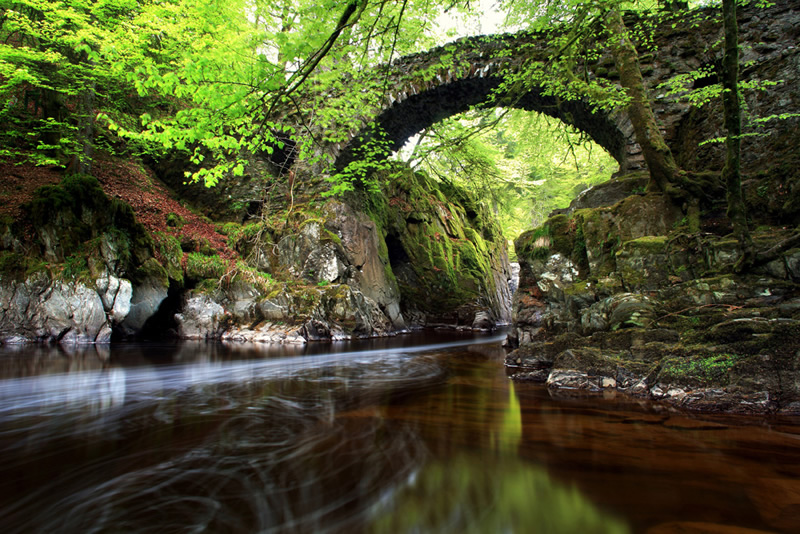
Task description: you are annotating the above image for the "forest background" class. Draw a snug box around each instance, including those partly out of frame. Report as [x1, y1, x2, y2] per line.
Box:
[0, 0, 762, 256]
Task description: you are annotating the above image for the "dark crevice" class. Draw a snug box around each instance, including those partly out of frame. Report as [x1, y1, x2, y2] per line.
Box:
[385, 234, 410, 268]
[116, 280, 183, 341]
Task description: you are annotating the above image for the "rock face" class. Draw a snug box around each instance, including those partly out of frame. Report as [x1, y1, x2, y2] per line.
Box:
[507, 181, 800, 414]
[365, 167, 512, 329]
[0, 175, 163, 344]
[173, 280, 394, 343]
[208, 165, 512, 342]
[0, 271, 128, 344]
[323, 200, 407, 329]
[1, 159, 512, 345]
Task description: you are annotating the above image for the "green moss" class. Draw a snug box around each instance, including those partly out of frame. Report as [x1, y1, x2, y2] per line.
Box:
[548, 214, 577, 256]
[658, 353, 745, 387]
[135, 257, 169, 288]
[515, 225, 553, 261]
[563, 280, 593, 296]
[194, 278, 220, 294]
[153, 232, 184, 284]
[198, 239, 216, 256]
[223, 222, 271, 256]
[230, 261, 274, 294]
[165, 212, 186, 228]
[0, 251, 47, 281]
[60, 254, 89, 281]
[186, 252, 226, 281]
[22, 174, 153, 271]
[322, 229, 342, 245]
[618, 235, 668, 255]
[25, 174, 106, 229]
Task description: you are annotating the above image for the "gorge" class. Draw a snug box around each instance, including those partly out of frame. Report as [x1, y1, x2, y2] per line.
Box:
[2, 0, 800, 531]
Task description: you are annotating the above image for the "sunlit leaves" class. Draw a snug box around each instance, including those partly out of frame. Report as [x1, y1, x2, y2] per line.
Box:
[404, 108, 618, 241]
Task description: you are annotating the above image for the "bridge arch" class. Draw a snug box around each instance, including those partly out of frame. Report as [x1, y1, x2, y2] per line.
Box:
[335, 72, 633, 172]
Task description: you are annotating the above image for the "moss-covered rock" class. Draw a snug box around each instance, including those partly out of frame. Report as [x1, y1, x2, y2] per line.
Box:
[507, 166, 800, 413]
[23, 174, 153, 271]
[615, 236, 669, 291]
[185, 252, 226, 281]
[370, 165, 511, 327]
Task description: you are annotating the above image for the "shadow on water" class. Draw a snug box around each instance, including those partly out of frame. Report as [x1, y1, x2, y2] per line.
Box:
[1, 331, 800, 533]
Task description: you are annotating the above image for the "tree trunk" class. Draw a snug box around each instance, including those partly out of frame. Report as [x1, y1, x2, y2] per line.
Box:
[73, 82, 95, 174]
[721, 0, 753, 270]
[606, 9, 679, 194]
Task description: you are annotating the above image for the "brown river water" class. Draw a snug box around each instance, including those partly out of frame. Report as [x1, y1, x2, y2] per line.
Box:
[1, 331, 799, 533]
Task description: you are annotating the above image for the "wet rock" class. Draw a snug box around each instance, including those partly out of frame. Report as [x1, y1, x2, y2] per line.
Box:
[311, 284, 392, 339]
[580, 292, 656, 335]
[546, 369, 605, 391]
[510, 368, 551, 382]
[258, 298, 290, 321]
[472, 311, 494, 330]
[277, 220, 348, 283]
[323, 201, 407, 330]
[175, 293, 226, 340]
[221, 323, 306, 344]
[95, 272, 132, 323]
[0, 273, 112, 344]
[119, 276, 168, 336]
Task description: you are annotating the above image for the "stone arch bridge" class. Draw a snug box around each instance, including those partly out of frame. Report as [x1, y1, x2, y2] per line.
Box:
[305, 0, 799, 179]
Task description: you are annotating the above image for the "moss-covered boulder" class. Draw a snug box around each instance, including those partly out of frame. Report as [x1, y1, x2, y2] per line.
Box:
[367, 166, 511, 328]
[23, 174, 153, 271]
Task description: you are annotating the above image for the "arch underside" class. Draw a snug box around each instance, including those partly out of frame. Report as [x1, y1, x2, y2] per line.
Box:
[336, 76, 627, 170]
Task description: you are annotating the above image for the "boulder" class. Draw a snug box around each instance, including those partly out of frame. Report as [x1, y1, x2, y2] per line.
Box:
[175, 293, 226, 340]
[119, 276, 168, 336]
[0, 273, 113, 344]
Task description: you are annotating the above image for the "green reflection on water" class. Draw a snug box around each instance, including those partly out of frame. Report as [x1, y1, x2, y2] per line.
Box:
[370, 380, 626, 534]
[493, 380, 523, 453]
[367, 452, 630, 534]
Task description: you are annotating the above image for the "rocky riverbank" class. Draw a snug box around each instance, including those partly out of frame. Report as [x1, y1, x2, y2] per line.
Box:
[505, 173, 800, 414]
[0, 160, 511, 344]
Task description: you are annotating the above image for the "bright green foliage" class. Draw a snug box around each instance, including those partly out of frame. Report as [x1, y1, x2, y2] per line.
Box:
[403, 108, 618, 245]
[1, 0, 464, 180]
[0, 0, 139, 166]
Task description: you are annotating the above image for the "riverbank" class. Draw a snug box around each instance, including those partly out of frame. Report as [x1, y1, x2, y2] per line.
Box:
[505, 175, 800, 414]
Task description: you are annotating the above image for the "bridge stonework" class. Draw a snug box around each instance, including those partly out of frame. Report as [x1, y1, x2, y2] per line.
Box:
[324, 0, 799, 182]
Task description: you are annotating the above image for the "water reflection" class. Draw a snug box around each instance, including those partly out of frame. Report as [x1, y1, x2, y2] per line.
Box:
[368, 454, 629, 534]
[1, 333, 800, 533]
[0, 335, 492, 533]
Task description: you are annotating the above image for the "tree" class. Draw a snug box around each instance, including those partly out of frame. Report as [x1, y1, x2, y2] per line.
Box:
[720, 0, 753, 269]
[0, 0, 132, 169]
[495, 0, 687, 195]
[402, 108, 617, 242]
[604, 5, 680, 195]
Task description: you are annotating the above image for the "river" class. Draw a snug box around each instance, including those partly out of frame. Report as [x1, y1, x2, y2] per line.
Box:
[1, 331, 799, 533]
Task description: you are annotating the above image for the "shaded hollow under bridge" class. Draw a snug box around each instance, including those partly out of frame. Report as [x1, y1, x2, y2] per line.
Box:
[307, 0, 800, 176]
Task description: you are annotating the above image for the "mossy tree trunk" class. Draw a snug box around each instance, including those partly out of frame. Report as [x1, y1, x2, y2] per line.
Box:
[606, 9, 680, 195]
[721, 0, 753, 270]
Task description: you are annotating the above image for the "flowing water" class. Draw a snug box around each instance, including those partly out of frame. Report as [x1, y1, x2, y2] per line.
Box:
[1, 332, 800, 533]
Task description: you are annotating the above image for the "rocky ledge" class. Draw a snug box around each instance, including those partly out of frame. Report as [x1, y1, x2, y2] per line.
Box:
[1, 162, 511, 344]
[506, 174, 800, 414]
